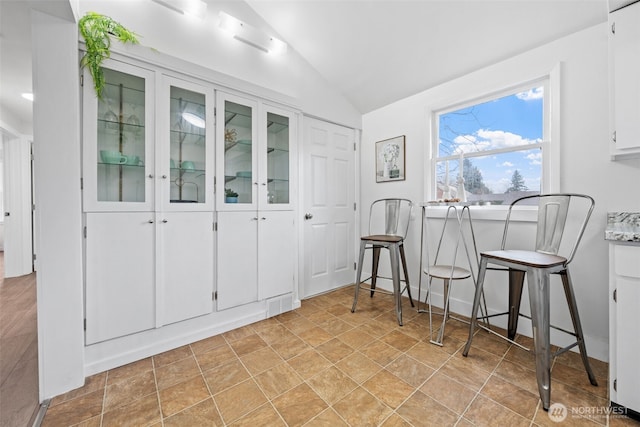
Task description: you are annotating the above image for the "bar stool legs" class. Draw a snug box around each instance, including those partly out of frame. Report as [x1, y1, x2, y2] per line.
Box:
[352, 239, 414, 326]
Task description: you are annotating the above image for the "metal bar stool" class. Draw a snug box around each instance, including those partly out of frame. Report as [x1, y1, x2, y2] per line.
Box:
[352, 198, 414, 326]
[463, 194, 598, 411]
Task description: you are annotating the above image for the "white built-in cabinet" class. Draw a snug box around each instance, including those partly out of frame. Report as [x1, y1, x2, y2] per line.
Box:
[609, 243, 640, 414]
[82, 56, 297, 346]
[609, 1, 640, 159]
[215, 93, 297, 310]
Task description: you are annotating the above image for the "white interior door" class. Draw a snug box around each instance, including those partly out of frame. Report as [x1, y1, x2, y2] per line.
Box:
[302, 117, 356, 298]
[2, 135, 33, 278]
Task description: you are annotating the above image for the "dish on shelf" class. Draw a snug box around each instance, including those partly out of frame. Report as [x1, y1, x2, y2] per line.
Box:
[236, 171, 252, 178]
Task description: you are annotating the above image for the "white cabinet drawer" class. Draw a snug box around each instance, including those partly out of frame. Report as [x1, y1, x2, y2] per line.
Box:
[614, 244, 640, 278]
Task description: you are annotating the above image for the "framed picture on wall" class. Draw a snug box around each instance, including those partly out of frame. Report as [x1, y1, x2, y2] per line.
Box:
[376, 135, 405, 182]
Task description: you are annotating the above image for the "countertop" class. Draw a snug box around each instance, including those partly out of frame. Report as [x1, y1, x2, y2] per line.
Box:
[605, 212, 640, 242]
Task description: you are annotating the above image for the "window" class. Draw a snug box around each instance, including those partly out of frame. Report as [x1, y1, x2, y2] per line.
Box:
[433, 78, 550, 206]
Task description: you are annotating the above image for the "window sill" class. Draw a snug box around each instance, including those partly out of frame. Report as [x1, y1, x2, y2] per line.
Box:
[422, 204, 538, 222]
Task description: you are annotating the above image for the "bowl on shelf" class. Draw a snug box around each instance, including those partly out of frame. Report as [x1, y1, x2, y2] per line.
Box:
[236, 171, 252, 178]
[180, 160, 195, 170]
[100, 150, 126, 164]
[125, 155, 141, 166]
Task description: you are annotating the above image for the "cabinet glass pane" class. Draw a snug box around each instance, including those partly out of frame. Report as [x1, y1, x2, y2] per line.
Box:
[97, 68, 146, 202]
[266, 112, 289, 204]
[224, 101, 252, 204]
[170, 86, 206, 204]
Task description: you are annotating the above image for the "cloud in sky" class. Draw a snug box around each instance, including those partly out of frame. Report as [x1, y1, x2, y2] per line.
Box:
[501, 161, 514, 167]
[526, 151, 542, 165]
[453, 129, 541, 153]
[516, 87, 544, 101]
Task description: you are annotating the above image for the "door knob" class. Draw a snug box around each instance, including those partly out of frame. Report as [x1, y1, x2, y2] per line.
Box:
[304, 213, 313, 220]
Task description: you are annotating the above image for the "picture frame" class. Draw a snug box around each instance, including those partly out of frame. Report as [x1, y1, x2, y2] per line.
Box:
[375, 135, 405, 182]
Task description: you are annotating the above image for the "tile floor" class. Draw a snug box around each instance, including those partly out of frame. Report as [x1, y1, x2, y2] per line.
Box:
[41, 286, 638, 426]
[0, 253, 40, 427]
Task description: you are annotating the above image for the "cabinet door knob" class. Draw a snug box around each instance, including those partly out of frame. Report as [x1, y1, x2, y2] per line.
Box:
[162, 219, 168, 223]
[261, 217, 266, 220]
[148, 174, 154, 179]
[252, 217, 259, 221]
[304, 213, 313, 220]
[162, 174, 167, 179]
[148, 220, 154, 224]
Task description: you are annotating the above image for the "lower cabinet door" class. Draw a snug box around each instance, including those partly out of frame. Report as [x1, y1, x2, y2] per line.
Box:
[85, 212, 156, 345]
[217, 211, 258, 310]
[159, 212, 214, 325]
[259, 211, 295, 299]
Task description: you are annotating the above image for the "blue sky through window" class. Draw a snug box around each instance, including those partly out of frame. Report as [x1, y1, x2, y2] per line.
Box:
[438, 87, 543, 195]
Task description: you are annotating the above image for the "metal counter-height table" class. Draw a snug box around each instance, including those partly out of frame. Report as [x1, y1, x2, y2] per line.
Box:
[417, 203, 488, 346]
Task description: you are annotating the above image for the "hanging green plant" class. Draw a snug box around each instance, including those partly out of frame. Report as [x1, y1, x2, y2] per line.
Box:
[78, 12, 140, 98]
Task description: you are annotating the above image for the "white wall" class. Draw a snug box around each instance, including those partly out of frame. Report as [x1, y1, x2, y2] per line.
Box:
[78, 0, 361, 129]
[361, 23, 640, 362]
[32, 10, 85, 400]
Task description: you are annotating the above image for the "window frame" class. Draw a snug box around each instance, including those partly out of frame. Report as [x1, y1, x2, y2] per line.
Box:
[427, 64, 560, 221]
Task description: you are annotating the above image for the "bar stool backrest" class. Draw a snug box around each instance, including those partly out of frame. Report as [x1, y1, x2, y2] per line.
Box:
[501, 193, 595, 265]
[368, 198, 413, 238]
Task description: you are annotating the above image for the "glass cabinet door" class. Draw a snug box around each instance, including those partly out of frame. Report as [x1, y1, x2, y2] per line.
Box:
[83, 59, 154, 212]
[162, 76, 213, 211]
[265, 111, 290, 206]
[218, 93, 258, 209]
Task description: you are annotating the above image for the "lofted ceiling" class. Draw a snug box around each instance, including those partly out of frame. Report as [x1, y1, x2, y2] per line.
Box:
[0, 0, 609, 134]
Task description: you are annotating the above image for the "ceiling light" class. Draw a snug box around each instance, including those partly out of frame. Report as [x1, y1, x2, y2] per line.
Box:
[182, 112, 205, 128]
[22, 93, 34, 101]
[218, 11, 287, 55]
[152, 0, 207, 19]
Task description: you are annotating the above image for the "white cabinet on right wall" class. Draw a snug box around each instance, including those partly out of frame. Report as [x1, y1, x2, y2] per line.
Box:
[609, 1, 640, 159]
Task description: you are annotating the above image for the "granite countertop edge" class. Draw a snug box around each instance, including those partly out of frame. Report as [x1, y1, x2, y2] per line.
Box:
[605, 212, 640, 242]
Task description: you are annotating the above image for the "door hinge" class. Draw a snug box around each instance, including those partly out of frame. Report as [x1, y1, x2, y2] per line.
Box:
[80, 74, 84, 86]
[32, 204, 35, 212]
[353, 142, 356, 151]
[213, 291, 217, 301]
[611, 22, 615, 35]
[613, 288, 617, 302]
[353, 202, 356, 211]
[612, 131, 616, 144]
[80, 178, 83, 190]
[213, 222, 217, 231]
[354, 262, 357, 270]
[614, 378, 617, 391]
[83, 318, 87, 331]
[33, 253, 37, 261]
[83, 226, 87, 238]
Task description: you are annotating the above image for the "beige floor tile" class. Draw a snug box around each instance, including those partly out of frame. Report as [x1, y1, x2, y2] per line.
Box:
[316, 317, 355, 336]
[222, 325, 255, 342]
[101, 392, 161, 427]
[305, 408, 349, 426]
[463, 394, 531, 427]
[286, 349, 332, 380]
[158, 375, 210, 418]
[229, 403, 285, 427]
[253, 323, 295, 345]
[214, 379, 268, 424]
[379, 329, 419, 352]
[163, 397, 223, 427]
[228, 333, 268, 357]
[385, 353, 435, 388]
[104, 370, 157, 412]
[337, 327, 376, 349]
[315, 337, 355, 363]
[380, 412, 413, 426]
[332, 386, 392, 426]
[240, 346, 284, 376]
[194, 343, 237, 372]
[254, 362, 303, 399]
[270, 335, 310, 360]
[363, 369, 415, 408]
[334, 351, 383, 384]
[438, 353, 492, 392]
[420, 371, 477, 414]
[189, 334, 226, 355]
[360, 339, 402, 366]
[297, 326, 334, 347]
[405, 340, 452, 369]
[551, 359, 606, 399]
[396, 390, 459, 427]
[106, 357, 153, 385]
[465, 329, 512, 357]
[307, 366, 358, 404]
[41, 389, 104, 427]
[278, 316, 316, 335]
[480, 374, 540, 419]
[493, 358, 539, 395]
[202, 359, 250, 395]
[271, 383, 328, 426]
[155, 355, 201, 391]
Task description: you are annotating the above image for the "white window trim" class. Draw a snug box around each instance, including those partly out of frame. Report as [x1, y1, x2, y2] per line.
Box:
[425, 63, 561, 222]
